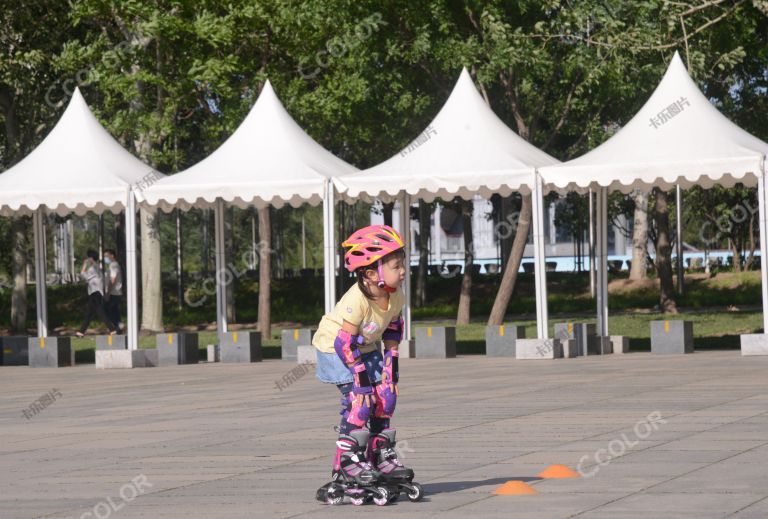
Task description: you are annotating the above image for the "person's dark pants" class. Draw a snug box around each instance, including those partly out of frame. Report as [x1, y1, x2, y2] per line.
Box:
[79, 292, 116, 334]
[104, 295, 122, 332]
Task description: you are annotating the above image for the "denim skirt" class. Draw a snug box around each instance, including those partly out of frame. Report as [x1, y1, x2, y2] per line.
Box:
[315, 347, 383, 385]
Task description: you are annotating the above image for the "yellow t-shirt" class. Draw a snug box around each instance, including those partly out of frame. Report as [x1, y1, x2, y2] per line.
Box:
[313, 283, 405, 354]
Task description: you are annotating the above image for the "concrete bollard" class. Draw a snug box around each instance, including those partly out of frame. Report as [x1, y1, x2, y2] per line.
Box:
[562, 339, 579, 358]
[206, 344, 220, 362]
[156, 333, 199, 365]
[29, 337, 72, 368]
[220, 331, 262, 363]
[281, 328, 316, 362]
[414, 327, 456, 358]
[740, 333, 768, 356]
[651, 320, 694, 354]
[610, 336, 630, 354]
[485, 324, 525, 357]
[554, 323, 597, 356]
[96, 349, 155, 369]
[297, 345, 317, 365]
[95, 335, 127, 350]
[516, 338, 563, 360]
[589, 335, 613, 355]
[0, 336, 29, 366]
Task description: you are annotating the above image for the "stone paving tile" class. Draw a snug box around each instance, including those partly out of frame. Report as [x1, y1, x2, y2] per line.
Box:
[1, 350, 767, 518]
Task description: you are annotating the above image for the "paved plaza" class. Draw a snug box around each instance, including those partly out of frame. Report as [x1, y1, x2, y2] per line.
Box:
[2, 350, 768, 518]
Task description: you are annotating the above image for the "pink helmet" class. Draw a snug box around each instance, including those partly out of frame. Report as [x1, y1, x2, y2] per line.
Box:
[342, 225, 405, 273]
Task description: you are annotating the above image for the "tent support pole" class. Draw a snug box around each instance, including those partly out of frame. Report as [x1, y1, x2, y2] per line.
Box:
[589, 189, 596, 298]
[758, 162, 768, 332]
[676, 184, 684, 294]
[532, 173, 549, 339]
[596, 187, 609, 337]
[125, 194, 139, 350]
[398, 193, 412, 340]
[214, 198, 228, 343]
[33, 208, 48, 338]
[323, 180, 337, 314]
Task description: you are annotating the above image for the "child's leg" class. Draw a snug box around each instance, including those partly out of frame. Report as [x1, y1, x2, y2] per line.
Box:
[369, 415, 390, 436]
[336, 383, 361, 436]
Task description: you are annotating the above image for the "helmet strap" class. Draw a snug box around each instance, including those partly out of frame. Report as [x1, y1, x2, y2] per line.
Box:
[376, 260, 385, 288]
[376, 259, 397, 293]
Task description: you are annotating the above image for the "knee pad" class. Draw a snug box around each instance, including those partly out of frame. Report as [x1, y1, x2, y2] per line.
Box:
[382, 317, 403, 343]
[339, 392, 351, 416]
[346, 392, 373, 427]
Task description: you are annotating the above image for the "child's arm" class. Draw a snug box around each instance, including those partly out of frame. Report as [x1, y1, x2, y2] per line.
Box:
[335, 319, 362, 367]
[382, 315, 404, 351]
[376, 315, 403, 419]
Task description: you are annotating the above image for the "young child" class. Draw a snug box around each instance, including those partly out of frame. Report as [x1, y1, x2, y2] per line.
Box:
[313, 224, 414, 497]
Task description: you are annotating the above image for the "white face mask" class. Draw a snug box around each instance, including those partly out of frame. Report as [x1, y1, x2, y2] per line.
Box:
[104, 258, 112, 265]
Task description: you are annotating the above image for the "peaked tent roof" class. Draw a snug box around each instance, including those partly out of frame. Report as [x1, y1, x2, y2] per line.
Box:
[0, 88, 159, 216]
[540, 52, 768, 194]
[333, 68, 559, 203]
[142, 80, 358, 212]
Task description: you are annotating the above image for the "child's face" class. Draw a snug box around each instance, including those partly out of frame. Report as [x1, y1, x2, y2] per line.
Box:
[379, 253, 406, 289]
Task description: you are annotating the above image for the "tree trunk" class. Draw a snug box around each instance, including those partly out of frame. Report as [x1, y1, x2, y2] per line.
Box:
[121, 21, 162, 333]
[653, 189, 678, 313]
[456, 199, 474, 325]
[140, 208, 163, 331]
[730, 238, 742, 273]
[382, 202, 394, 227]
[415, 200, 430, 307]
[499, 196, 514, 269]
[11, 216, 28, 333]
[258, 207, 271, 339]
[745, 212, 756, 270]
[630, 190, 649, 280]
[488, 194, 532, 325]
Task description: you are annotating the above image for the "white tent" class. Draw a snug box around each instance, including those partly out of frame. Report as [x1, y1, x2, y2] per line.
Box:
[334, 68, 558, 203]
[141, 80, 359, 337]
[540, 52, 768, 336]
[0, 88, 157, 349]
[334, 68, 560, 339]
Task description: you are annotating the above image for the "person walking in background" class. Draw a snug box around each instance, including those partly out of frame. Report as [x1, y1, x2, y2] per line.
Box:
[76, 249, 116, 337]
[103, 249, 123, 333]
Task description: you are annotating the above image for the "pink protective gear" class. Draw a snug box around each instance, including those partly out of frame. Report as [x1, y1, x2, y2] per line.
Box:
[381, 316, 404, 344]
[335, 329, 374, 426]
[342, 225, 404, 273]
[333, 329, 363, 365]
[347, 391, 374, 427]
[374, 349, 398, 418]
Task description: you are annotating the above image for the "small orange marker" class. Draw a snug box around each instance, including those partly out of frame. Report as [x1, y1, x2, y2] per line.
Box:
[493, 480, 538, 495]
[538, 464, 580, 479]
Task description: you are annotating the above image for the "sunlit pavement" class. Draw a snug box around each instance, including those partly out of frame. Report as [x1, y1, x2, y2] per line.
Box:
[2, 350, 768, 518]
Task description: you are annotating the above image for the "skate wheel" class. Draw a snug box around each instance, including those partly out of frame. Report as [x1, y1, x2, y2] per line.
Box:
[350, 496, 365, 506]
[373, 486, 390, 506]
[323, 483, 343, 505]
[407, 482, 423, 502]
